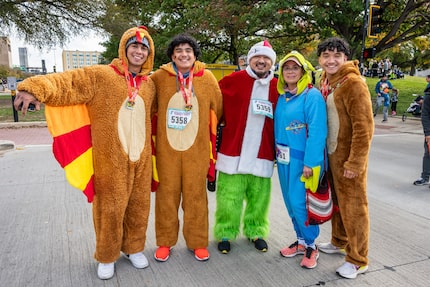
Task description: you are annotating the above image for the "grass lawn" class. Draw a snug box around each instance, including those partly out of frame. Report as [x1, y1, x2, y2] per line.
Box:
[0, 75, 427, 123]
[365, 75, 427, 113]
[0, 95, 46, 123]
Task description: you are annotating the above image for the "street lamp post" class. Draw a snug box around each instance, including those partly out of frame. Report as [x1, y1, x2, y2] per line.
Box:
[361, 0, 370, 65]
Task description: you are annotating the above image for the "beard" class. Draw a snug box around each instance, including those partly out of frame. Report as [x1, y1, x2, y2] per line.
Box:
[253, 70, 269, 78]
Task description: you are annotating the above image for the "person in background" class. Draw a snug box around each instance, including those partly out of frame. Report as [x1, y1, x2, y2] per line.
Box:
[424, 74, 430, 98]
[371, 61, 378, 78]
[13, 26, 156, 280]
[390, 88, 399, 116]
[274, 50, 327, 269]
[214, 40, 278, 254]
[237, 55, 247, 71]
[381, 86, 391, 122]
[150, 34, 223, 262]
[412, 75, 430, 186]
[316, 36, 374, 279]
[374, 74, 393, 120]
[384, 58, 391, 75]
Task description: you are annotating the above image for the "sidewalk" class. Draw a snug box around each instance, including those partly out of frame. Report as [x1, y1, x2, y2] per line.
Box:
[0, 121, 51, 143]
[1, 116, 430, 286]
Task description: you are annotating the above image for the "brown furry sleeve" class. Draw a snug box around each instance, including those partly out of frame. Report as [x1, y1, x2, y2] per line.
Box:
[17, 65, 106, 106]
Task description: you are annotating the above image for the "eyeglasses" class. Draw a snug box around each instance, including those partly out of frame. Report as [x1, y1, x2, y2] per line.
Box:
[282, 66, 301, 72]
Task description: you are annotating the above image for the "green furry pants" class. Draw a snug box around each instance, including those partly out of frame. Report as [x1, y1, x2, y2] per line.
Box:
[214, 172, 271, 241]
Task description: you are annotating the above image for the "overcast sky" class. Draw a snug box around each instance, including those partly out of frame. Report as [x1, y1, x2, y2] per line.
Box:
[9, 31, 107, 73]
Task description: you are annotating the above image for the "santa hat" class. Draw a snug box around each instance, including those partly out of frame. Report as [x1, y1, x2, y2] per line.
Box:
[247, 40, 276, 65]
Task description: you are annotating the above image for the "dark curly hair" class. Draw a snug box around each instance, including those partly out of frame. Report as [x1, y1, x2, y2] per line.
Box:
[166, 34, 201, 59]
[317, 37, 351, 58]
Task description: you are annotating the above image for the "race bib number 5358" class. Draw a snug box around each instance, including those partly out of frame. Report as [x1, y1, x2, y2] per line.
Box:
[167, 108, 192, 130]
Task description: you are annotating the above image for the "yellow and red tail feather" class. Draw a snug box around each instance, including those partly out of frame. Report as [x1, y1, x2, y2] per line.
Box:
[45, 104, 95, 203]
[208, 109, 218, 182]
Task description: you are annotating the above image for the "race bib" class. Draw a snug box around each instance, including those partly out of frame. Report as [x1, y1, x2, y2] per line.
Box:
[167, 108, 192, 130]
[276, 144, 290, 165]
[252, 99, 273, 118]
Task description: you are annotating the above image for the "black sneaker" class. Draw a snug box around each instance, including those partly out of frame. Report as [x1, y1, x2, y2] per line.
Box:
[207, 180, 216, 192]
[218, 240, 230, 254]
[251, 238, 268, 252]
[413, 178, 429, 186]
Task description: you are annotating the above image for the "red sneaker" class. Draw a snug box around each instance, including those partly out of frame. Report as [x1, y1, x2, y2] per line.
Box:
[280, 241, 306, 258]
[300, 247, 319, 269]
[154, 246, 171, 262]
[194, 248, 210, 261]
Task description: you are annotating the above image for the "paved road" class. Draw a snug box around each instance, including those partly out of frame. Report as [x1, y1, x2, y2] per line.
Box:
[1, 115, 430, 287]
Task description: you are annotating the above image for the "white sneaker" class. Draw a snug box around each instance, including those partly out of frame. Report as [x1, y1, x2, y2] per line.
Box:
[126, 252, 149, 269]
[336, 262, 368, 279]
[317, 242, 346, 255]
[97, 262, 115, 280]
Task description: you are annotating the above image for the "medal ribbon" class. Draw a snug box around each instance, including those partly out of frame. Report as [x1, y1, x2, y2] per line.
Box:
[177, 67, 194, 110]
[321, 77, 348, 101]
[321, 78, 331, 101]
[122, 61, 143, 107]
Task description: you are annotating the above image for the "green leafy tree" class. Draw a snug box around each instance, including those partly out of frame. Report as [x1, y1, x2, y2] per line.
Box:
[102, 0, 308, 67]
[275, 0, 430, 59]
[370, 0, 430, 54]
[0, 65, 26, 80]
[391, 36, 430, 75]
[0, 0, 106, 49]
[100, 0, 429, 69]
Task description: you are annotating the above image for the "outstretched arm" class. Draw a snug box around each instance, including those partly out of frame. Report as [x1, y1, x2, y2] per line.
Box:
[14, 91, 41, 115]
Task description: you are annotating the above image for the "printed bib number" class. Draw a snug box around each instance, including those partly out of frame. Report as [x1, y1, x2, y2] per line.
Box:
[252, 99, 273, 118]
[168, 108, 192, 130]
[276, 144, 290, 165]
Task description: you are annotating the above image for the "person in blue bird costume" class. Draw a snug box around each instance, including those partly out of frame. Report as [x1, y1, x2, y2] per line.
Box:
[274, 51, 327, 269]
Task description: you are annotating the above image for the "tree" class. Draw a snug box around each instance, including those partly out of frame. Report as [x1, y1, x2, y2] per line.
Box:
[102, 0, 313, 67]
[0, 65, 26, 80]
[274, 0, 430, 59]
[386, 36, 430, 75]
[370, 0, 430, 55]
[100, 0, 430, 69]
[0, 0, 106, 49]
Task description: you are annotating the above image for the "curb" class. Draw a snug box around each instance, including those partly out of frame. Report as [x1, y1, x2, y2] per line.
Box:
[0, 121, 47, 129]
[0, 122, 48, 154]
[0, 140, 15, 155]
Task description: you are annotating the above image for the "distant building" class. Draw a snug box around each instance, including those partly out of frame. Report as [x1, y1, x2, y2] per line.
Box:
[41, 59, 47, 74]
[18, 47, 28, 71]
[0, 37, 12, 68]
[62, 50, 102, 71]
[24, 58, 46, 75]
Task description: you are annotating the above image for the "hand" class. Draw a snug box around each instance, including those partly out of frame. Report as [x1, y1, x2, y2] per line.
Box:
[343, 169, 357, 179]
[14, 91, 41, 115]
[302, 166, 313, 179]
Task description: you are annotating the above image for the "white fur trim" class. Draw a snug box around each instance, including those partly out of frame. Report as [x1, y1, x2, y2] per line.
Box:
[216, 71, 275, 178]
[216, 153, 274, 178]
[247, 42, 276, 65]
